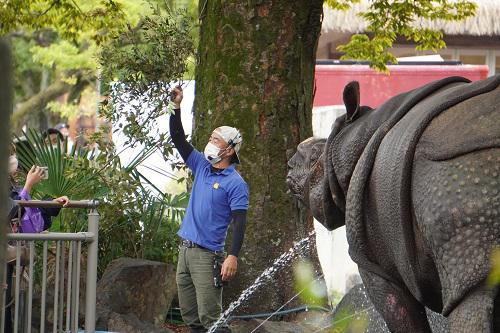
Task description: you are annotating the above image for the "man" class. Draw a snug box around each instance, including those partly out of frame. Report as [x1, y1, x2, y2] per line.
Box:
[169, 87, 249, 333]
[55, 123, 70, 139]
[43, 127, 64, 146]
[55, 122, 74, 151]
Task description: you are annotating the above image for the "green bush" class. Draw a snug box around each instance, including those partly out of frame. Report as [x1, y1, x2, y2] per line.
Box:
[15, 129, 188, 275]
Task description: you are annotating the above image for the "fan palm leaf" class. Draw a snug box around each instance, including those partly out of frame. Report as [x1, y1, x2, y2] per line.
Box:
[15, 129, 93, 199]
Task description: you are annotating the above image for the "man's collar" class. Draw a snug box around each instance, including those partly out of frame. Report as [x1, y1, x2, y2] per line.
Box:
[211, 164, 236, 175]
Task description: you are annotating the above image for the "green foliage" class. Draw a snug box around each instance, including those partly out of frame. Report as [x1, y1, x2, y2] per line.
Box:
[46, 86, 95, 119]
[12, 37, 45, 102]
[99, 6, 195, 153]
[327, 0, 477, 71]
[0, 0, 126, 44]
[14, 128, 188, 273]
[330, 305, 369, 333]
[325, 0, 361, 11]
[99, 9, 193, 85]
[293, 261, 370, 332]
[30, 39, 98, 71]
[15, 129, 92, 198]
[487, 247, 500, 288]
[294, 260, 328, 307]
[128, 191, 188, 263]
[5, 0, 157, 131]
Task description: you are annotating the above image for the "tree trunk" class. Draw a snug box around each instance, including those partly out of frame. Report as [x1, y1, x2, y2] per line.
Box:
[194, 0, 323, 313]
[0, 36, 13, 310]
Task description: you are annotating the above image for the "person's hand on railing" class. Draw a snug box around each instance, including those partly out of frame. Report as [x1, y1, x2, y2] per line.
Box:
[53, 196, 70, 207]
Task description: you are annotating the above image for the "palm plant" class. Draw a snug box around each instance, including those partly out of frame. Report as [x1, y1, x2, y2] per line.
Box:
[14, 128, 190, 271]
[134, 189, 188, 262]
[15, 129, 93, 199]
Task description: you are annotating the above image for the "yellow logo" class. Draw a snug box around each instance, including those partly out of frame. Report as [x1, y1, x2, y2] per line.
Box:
[213, 182, 219, 189]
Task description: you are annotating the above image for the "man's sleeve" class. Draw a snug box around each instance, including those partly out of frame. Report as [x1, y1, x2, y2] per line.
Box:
[170, 108, 207, 175]
[169, 108, 194, 162]
[229, 209, 247, 257]
[185, 149, 208, 176]
[228, 182, 249, 211]
[227, 182, 249, 257]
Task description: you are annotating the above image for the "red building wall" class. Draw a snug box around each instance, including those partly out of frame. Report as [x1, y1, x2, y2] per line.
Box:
[314, 64, 489, 108]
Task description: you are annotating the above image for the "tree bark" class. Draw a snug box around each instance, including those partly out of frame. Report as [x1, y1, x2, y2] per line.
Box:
[0, 36, 13, 310]
[194, 0, 323, 313]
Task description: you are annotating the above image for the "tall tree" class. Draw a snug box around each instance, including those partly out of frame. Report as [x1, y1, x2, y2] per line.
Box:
[193, 0, 476, 313]
[0, 36, 13, 312]
[194, 0, 323, 312]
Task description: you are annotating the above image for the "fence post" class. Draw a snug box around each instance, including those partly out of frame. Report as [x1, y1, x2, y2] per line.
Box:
[85, 208, 99, 333]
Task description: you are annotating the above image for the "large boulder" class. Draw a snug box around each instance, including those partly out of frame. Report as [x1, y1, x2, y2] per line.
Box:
[96, 257, 176, 332]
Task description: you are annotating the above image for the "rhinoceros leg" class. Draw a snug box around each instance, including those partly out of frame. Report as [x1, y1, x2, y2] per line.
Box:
[359, 269, 432, 333]
[448, 284, 496, 332]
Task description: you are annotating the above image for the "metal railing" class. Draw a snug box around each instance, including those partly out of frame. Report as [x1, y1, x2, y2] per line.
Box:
[2, 200, 99, 333]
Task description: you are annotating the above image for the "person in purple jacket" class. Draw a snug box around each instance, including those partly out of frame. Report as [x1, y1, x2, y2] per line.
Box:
[5, 145, 69, 333]
[8, 146, 69, 233]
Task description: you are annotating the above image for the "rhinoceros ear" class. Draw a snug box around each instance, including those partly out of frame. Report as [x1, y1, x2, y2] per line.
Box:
[343, 81, 360, 122]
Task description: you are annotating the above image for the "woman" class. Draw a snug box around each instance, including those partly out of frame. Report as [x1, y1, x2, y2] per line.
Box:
[5, 144, 70, 333]
[8, 143, 69, 233]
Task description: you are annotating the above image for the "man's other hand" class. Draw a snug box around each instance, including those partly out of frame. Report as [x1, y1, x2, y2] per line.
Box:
[221, 255, 237, 281]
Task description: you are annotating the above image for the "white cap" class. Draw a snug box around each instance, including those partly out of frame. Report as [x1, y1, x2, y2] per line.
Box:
[214, 126, 242, 164]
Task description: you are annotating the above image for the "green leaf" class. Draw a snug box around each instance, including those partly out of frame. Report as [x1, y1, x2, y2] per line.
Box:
[329, 0, 477, 71]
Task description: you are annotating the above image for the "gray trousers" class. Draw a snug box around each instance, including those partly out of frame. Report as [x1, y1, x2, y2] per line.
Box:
[176, 245, 225, 330]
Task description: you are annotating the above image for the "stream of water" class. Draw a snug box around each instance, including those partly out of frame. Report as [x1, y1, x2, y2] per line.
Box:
[207, 231, 316, 333]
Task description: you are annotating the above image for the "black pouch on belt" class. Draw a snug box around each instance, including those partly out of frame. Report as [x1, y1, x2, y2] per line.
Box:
[213, 257, 227, 288]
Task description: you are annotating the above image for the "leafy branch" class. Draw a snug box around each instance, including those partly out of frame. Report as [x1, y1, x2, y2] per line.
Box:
[327, 0, 477, 71]
[98, 6, 194, 163]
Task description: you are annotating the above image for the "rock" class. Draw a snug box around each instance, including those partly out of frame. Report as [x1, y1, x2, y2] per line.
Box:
[107, 312, 174, 333]
[227, 308, 332, 333]
[96, 257, 177, 331]
[330, 284, 449, 333]
[230, 319, 311, 333]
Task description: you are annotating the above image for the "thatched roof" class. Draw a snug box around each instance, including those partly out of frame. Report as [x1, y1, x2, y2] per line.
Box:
[322, 0, 500, 36]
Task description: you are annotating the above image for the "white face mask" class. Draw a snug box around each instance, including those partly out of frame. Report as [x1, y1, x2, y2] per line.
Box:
[204, 142, 224, 165]
[9, 155, 18, 174]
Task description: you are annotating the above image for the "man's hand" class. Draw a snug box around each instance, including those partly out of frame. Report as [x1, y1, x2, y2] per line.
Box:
[171, 86, 183, 109]
[221, 255, 238, 281]
[24, 166, 44, 193]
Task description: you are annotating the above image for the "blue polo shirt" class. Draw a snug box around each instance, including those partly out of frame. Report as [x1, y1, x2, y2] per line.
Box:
[177, 149, 249, 252]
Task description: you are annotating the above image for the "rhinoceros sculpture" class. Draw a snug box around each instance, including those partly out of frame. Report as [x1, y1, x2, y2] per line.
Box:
[287, 75, 500, 333]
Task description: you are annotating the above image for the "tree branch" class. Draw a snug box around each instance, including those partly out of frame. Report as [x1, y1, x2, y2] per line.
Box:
[11, 79, 73, 127]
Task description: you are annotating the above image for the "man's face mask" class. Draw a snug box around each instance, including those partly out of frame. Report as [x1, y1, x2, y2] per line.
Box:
[204, 142, 224, 165]
[9, 155, 18, 174]
[204, 142, 233, 165]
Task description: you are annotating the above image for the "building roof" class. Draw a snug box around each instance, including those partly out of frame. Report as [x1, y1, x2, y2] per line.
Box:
[322, 0, 500, 36]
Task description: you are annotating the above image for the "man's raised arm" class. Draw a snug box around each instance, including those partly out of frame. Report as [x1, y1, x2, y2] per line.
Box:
[169, 86, 193, 162]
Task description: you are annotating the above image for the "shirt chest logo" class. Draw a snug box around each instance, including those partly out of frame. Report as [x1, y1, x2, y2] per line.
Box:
[213, 182, 220, 189]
